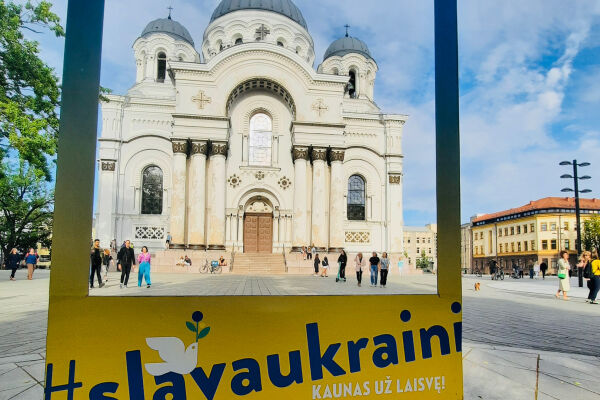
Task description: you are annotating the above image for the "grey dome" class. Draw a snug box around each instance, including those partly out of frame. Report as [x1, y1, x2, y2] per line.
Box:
[141, 17, 194, 46]
[210, 0, 308, 30]
[324, 36, 373, 61]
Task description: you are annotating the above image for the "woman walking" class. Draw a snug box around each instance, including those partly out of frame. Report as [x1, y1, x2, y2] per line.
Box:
[302, 246, 307, 260]
[369, 252, 380, 287]
[555, 250, 571, 300]
[25, 248, 37, 280]
[137, 246, 152, 288]
[7, 248, 21, 281]
[380, 252, 390, 288]
[313, 253, 321, 276]
[337, 250, 347, 281]
[588, 250, 600, 304]
[102, 249, 113, 282]
[355, 252, 365, 287]
[321, 256, 329, 277]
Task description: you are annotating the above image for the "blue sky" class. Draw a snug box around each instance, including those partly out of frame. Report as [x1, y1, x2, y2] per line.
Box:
[29, 0, 600, 226]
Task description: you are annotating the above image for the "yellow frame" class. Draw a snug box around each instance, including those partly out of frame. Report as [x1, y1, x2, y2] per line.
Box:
[45, 1, 462, 399]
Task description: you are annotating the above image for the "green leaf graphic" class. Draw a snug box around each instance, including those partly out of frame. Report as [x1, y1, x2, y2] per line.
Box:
[186, 321, 198, 333]
[197, 326, 211, 340]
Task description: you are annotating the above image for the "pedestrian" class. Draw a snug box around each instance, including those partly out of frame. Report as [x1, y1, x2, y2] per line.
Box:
[117, 240, 135, 288]
[321, 256, 329, 277]
[555, 250, 571, 300]
[25, 248, 37, 280]
[369, 252, 380, 286]
[355, 252, 365, 287]
[302, 246, 307, 260]
[337, 249, 347, 280]
[89, 239, 104, 288]
[7, 248, 21, 281]
[380, 252, 390, 288]
[540, 261, 548, 279]
[110, 239, 117, 252]
[586, 250, 600, 304]
[165, 232, 172, 249]
[184, 255, 192, 266]
[313, 253, 320, 276]
[310, 244, 316, 260]
[533, 261, 540, 278]
[102, 248, 113, 282]
[529, 264, 534, 279]
[137, 246, 152, 288]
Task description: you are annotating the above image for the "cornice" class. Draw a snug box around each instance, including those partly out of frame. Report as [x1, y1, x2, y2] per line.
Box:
[172, 113, 230, 121]
[292, 120, 346, 129]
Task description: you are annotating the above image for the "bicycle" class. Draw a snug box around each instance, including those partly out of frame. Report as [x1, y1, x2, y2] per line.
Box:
[200, 260, 222, 274]
[491, 269, 504, 280]
[472, 268, 482, 278]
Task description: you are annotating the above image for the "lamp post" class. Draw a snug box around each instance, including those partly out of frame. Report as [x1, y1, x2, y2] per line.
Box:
[560, 160, 592, 287]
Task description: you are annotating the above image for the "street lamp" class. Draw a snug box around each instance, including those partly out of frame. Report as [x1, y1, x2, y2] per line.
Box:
[560, 159, 592, 287]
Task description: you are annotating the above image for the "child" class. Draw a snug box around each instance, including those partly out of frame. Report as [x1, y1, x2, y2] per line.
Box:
[321, 256, 329, 277]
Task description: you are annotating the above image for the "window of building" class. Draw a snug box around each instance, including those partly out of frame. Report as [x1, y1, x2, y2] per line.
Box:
[499, 229, 502, 237]
[511, 227, 515, 235]
[407, 239, 410, 244]
[531, 240, 535, 251]
[550, 239, 557, 250]
[524, 241, 528, 251]
[141, 165, 163, 214]
[277, 41, 284, 47]
[523, 225, 528, 234]
[416, 247, 420, 254]
[235, 37, 243, 45]
[156, 52, 167, 82]
[248, 113, 272, 166]
[530, 223, 535, 232]
[499, 244, 503, 253]
[564, 222, 569, 231]
[416, 238, 420, 244]
[504, 228, 508, 236]
[428, 238, 431, 243]
[429, 248, 432, 254]
[541, 223, 547, 231]
[348, 70, 357, 98]
[518, 242, 521, 252]
[517, 226, 521, 234]
[565, 239, 570, 250]
[511, 243, 515, 252]
[542, 240, 548, 250]
[550, 222, 557, 231]
[347, 175, 366, 220]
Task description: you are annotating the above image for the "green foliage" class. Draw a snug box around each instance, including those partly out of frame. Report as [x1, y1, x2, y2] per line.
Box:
[416, 250, 431, 270]
[0, 0, 64, 180]
[582, 215, 600, 253]
[0, 162, 53, 262]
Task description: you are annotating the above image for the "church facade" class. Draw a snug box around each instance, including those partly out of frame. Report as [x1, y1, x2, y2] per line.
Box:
[95, 0, 406, 256]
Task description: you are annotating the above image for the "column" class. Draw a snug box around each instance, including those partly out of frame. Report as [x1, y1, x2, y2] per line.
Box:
[206, 141, 227, 250]
[273, 211, 280, 249]
[169, 140, 188, 248]
[388, 172, 404, 252]
[237, 211, 244, 251]
[292, 146, 309, 251]
[187, 141, 207, 249]
[311, 147, 329, 251]
[329, 149, 345, 251]
[97, 160, 116, 248]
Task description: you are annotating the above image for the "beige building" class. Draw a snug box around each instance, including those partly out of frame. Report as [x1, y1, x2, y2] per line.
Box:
[471, 197, 600, 274]
[403, 224, 437, 271]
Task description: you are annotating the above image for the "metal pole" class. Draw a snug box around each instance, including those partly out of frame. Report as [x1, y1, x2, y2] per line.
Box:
[573, 159, 584, 287]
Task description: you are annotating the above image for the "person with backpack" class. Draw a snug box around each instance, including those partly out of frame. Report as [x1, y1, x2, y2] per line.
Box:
[585, 250, 600, 304]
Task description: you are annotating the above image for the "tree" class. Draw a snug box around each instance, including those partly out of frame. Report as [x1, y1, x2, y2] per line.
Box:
[0, 1, 64, 181]
[0, 162, 53, 263]
[416, 250, 431, 270]
[582, 215, 600, 253]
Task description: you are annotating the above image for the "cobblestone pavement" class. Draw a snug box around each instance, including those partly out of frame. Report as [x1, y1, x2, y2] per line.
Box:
[1, 270, 599, 399]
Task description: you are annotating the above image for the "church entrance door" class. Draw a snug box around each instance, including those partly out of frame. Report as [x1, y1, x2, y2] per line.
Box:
[244, 213, 272, 253]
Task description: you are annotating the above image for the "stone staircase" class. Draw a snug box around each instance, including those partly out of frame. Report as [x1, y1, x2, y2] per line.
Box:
[232, 253, 286, 274]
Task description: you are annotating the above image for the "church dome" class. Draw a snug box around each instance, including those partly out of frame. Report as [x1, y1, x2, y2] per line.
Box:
[141, 17, 194, 46]
[323, 36, 373, 61]
[210, 0, 308, 30]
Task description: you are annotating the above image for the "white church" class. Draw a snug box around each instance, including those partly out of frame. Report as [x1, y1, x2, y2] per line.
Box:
[95, 0, 406, 267]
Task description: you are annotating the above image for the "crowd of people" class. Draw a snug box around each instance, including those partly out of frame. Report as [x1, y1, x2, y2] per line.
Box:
[5, 248, 40, 281]
[89, 239, 151, 289]
[559, 249, 600, 304]
[311, 249, 391, 288]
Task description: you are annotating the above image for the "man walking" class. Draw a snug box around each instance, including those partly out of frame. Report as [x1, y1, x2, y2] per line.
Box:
[90, 239, 105, 288]
[540, 261, 548, 280]
[117, 240, 136, 288]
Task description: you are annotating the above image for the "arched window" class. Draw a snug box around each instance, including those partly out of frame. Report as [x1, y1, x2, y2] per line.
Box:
[277, 41, 284, 47]
[348, 70, 357, 98]
[347, 175, 365, 220]
[141, 166, 163, 214]
[249, 113, 272, 166]
[235, 37, 243, 45]
[156, 52, 167, 82]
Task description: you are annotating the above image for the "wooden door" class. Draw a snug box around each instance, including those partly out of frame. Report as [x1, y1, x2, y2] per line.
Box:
[244, 213, 272, 253]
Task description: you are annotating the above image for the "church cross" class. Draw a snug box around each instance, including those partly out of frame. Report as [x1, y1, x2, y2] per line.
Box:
[255, 24, 270, 40]
[192, 90, 211, 109]
[312, 99, 328, 117]
[344, 24, 350, 37]
[167, 5, 173, 19]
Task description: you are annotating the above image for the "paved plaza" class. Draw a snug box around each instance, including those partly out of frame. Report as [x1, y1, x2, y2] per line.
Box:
[0, 270, 599, 399]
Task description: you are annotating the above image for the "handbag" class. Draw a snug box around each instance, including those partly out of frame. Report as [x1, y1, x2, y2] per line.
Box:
[583, 263, 592, 279]
[558, 272, 566, 279]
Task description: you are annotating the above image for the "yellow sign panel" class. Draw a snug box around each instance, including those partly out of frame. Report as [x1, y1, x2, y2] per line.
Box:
[46, 1, 462, 398]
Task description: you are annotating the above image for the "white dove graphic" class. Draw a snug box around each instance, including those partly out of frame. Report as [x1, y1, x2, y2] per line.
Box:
[144, 337, 198, 376]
